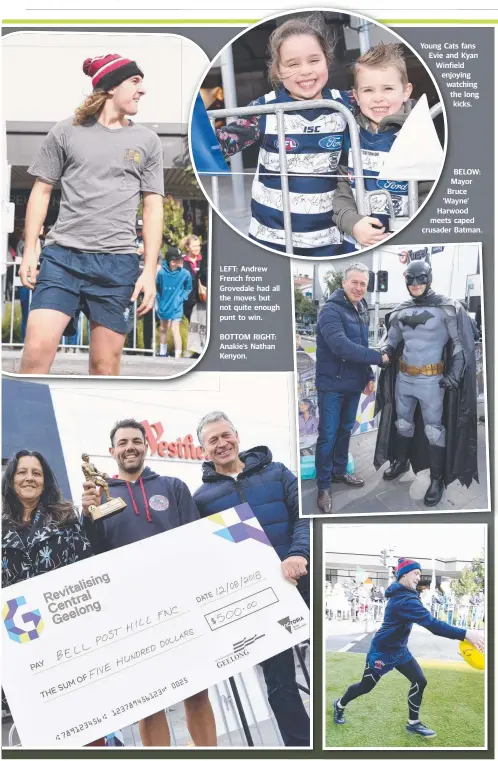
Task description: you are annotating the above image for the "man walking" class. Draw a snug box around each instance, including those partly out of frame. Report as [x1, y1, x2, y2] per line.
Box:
[333, 558, 484, 738]
[20, 53, 164, 375]
[81, 418, 217, 747]
[193, 411, 310, 747]
[314, 263, 388, 513]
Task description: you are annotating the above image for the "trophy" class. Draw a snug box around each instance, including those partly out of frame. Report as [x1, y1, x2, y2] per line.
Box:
[81, 454, 126, 521]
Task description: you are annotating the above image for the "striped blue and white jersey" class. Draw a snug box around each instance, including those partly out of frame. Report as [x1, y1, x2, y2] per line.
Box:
[343, 125, 408, 253]
[217, 87, 355, 257]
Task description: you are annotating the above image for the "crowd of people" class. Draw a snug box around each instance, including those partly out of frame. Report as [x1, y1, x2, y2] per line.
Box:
[2, 412, 310, 748]
[5, 226, 208, 363]
[325, 578, 485, 630]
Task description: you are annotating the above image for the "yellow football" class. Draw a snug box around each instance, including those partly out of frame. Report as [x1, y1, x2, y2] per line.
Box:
[459, 639, 485, 670]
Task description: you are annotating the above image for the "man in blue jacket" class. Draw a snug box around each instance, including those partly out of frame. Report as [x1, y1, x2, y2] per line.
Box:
[314, 262, 388, 513]
[194, 411, 310, 747]
[81, 418, 217, 748]
[333, 558, 485, 738]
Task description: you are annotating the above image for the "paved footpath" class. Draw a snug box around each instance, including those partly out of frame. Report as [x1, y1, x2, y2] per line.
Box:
[303, 416, 488, 515]
[2, 349, 195, 377]
[326, 621, 464, 662]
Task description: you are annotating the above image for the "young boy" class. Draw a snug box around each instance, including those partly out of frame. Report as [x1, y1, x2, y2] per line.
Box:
[19, 53, 164, 376]
[333, 558, 484, 738]
[156, 249, 192, 358]
[333, 43, 430, 252]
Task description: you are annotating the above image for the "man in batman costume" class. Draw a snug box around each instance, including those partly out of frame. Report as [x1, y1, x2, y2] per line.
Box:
[374, 257, 478, 506]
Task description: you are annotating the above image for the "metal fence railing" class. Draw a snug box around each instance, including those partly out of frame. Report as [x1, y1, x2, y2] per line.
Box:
[325, 598, 484, 630]
[205, 101, 442, 256]
[2, 259, 157, 356]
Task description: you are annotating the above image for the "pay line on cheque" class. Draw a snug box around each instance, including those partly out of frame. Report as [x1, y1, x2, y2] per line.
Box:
[42, 632, 205, 703]
[32, 608, 191, 675]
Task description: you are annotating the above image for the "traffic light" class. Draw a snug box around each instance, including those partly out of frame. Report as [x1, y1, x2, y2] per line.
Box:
[367, 271, 375, 292]
[377, 271, 388, 293]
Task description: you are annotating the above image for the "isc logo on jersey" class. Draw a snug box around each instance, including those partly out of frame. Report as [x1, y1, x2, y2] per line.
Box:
[274, 137, 299, 152]
[377, 179, 408, 194]
[318, 135, 343, 151]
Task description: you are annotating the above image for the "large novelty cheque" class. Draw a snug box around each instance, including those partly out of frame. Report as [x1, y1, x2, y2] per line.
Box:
[2, 505, 309, 747]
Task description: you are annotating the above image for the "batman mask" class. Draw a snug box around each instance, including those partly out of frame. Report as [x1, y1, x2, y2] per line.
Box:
[404, 259, 433, 301]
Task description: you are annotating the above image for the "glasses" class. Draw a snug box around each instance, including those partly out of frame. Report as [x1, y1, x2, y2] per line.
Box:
[405, 274, 429, 285]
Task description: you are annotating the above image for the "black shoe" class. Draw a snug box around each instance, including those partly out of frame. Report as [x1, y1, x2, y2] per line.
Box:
[317, 489, 332, 513]
[384, 433, 412, 480]
[406, 721, 437, 738]
[333, 699, 346, 725]
[424, 445, 446, 507]
[383, 459, 410, 480]
[332, 473, 365, 487]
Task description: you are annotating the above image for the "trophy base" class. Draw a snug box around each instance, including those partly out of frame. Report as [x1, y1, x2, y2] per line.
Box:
[89, 497, 127, 521]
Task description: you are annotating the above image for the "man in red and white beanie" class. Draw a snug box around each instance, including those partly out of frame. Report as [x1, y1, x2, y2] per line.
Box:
[332, 557, 484, 739]
[19, 52, 164, 376]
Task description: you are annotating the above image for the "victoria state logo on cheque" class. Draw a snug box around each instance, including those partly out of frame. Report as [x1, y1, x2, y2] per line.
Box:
[278, 615, 306, 634]
[215, 634, 265, 668]
[2, 596, 44, 644]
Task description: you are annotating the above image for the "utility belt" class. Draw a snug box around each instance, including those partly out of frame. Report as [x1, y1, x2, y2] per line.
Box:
[399, 359, 444, 377]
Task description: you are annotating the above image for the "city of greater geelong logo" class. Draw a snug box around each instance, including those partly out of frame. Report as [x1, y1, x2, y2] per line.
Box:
[3, 596, 44, 644]
[278, 615, 306, 634]
[215, 634, 265, 668]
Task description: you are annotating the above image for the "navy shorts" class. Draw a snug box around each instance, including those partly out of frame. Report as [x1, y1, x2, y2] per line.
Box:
[30, 245, 140, 336]
[366, 646, 412, 676]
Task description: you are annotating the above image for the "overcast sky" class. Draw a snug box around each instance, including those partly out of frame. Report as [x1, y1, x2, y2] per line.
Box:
[324, 523, 486, 561]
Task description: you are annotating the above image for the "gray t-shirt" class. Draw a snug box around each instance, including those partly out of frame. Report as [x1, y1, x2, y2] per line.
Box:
[28, 117, 164, 254]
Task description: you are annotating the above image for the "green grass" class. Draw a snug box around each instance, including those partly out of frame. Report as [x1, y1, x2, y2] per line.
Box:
[325, 653, 485, 748]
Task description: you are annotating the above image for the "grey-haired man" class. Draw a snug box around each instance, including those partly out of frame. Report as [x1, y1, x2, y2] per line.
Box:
[314, 263, 388, 513]
[193, 411, 310, 747]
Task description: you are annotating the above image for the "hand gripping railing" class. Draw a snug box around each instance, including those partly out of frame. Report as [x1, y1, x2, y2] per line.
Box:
[207, 99, 366, 256]
[207, 99, 442, 255]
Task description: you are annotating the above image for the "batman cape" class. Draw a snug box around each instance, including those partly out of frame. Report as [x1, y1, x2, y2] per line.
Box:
[374, 293, 478, 488]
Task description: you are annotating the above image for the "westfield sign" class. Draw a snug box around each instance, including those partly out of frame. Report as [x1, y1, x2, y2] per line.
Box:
[141, 420, 206, 461]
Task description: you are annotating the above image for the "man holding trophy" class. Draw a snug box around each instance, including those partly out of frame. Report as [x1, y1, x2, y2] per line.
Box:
[81, 419, 217, 747]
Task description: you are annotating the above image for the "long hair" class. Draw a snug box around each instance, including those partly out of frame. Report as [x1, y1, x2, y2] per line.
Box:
[2, 450, 77, 528]
[73, 89, 108, 126]
[267, 13, 336, 90]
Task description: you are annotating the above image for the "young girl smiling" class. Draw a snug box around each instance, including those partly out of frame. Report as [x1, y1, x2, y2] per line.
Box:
[216, 14, 354, 257]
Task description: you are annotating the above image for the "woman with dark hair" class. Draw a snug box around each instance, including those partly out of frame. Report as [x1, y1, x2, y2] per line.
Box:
[2, 451, 102, 744]
[2, 450, 92, 586]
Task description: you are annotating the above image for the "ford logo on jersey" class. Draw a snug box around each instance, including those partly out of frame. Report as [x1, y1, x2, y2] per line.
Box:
[274, 137, 299, 151]
[377, 179, 408, 194]
[318, 135, 343, 150]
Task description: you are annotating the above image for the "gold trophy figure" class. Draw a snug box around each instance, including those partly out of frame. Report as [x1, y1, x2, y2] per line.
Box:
[81, 453, 126, 521]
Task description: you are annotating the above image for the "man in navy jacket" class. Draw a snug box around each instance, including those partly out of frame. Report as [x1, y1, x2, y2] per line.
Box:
[81, 418, 216, 748]
[314, 262, 387, 513]
[194, 411, 310, 747]
[333, 558, 485, 738]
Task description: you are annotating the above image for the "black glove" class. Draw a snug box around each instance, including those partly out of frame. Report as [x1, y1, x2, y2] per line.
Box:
[439, 350, 465, 390]
[379, 345, 394, 367]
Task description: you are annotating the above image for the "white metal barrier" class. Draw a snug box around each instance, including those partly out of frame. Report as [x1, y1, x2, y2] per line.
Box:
[206, 100, 442, 256]
[325, 599, 483, 630]
[1, 259, 157, 356]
